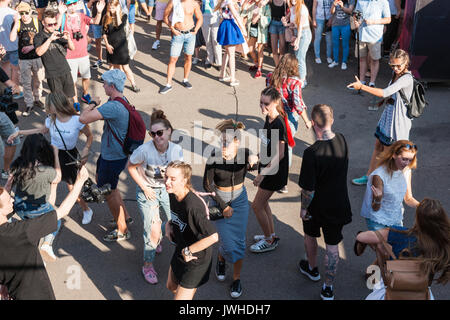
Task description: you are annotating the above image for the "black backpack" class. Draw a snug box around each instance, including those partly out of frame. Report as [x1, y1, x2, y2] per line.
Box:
[399, 73, 428, 119]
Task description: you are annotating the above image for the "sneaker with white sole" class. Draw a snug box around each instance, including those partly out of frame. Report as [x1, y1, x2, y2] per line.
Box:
[1, 170, 9, 180]
[40, 244, 57, 262]
[230, 279, 243, 299]
[315, 57, 322, 64]
[192, 57, 200, 65]
[22, 106, 33, 117]
[152, 40, 160, 50]
[327, 57, 333, 64]
[328, 61, 339, 68]
[215, 259, 226, 281]
[320, 285, 335, 300]
[253, 234, 279, 242]
[142, 265, 158, 284]
[82, 208, 93, 225]
[298, 259, 321, 281]
[92, 60, 102, 69]
[351, 175, 368, 186]
[159, 85, 173, 94]
[341, 62, 347, 70]
[250, 238, 278, 253]
[103, 229, 131, 242]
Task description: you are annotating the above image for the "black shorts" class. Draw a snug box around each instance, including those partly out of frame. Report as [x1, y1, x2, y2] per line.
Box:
[302, 219, 344, 246]
[59, 148, 80, 185]
[47, 72, 75, 98]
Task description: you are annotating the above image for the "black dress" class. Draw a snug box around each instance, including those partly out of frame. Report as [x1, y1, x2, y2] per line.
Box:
[104, 14, 130, 65]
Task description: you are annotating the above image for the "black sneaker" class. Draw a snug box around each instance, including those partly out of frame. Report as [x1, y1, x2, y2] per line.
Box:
[298, 260, 321, 282]
[320, 285, 334, 300]
[182, 80, 193, 89]
[215, 259, 226, 282]
[230, 279, 242, 299]
[159, 85, 173, 94]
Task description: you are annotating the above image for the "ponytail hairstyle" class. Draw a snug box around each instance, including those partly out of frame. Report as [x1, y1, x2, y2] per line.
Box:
[45, 92, 77, 124]
[270, 53, 299, 89]
[167, 160, 193, 190]
[150, 109, 174, 137]
[375, 140, 418, 177]
[215, 118, 245, 141]
[390, 49, 411, 81]
[261, 86, 286, 117]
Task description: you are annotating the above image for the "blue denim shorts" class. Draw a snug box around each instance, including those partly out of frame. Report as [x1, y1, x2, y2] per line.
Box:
[128, 4, 136, 24]
[139, 0, 155, 6]
[3, 50, 19, 66]
[89, 24, 103, 39]
[0, 112, 20, 147]
[96, 155, 128, 190]
[374, 126, 394, 146]
[269, 20, 285, 35]
[170, 32, 196, 57]
[366, 218, 392, 231]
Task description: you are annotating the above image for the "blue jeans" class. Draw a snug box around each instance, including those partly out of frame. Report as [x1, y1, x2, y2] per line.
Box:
[314, 19, 332, 59]
[14, 199, 59, 245]
[136, 186, 171, 263]
[332, 24, 351, 63]
[286, 111, 299, 167]
[294, 28, 312, 80]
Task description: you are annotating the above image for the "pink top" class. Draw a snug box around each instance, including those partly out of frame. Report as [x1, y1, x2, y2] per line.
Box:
[65, 13, 92, 59]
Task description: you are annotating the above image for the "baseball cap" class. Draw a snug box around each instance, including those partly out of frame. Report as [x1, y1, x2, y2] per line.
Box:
[16, 2, 31, 12]
[101, 69, 127, 93]
[66, 0, 79, 5]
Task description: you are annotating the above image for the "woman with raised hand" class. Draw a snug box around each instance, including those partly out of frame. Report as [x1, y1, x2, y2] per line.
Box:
[164, 161, 219, 300]
[8, 92, 94, 226]
[203, 119, 258, 298]
[250, 87, 290, 253]
[128, 110, 183, 285]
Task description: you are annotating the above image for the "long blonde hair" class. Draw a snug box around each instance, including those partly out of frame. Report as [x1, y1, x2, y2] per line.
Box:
[102, 0, 122, 32]
[376, 140, 418, 176]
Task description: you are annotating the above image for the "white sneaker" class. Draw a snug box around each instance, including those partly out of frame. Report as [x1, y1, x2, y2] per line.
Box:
[152, 40, 160, 50]
[328, 61, 339, 68]
[192, 57, 200, 65]
[341, 62, 347, 70]
[250, 238, 278, 253]
[1, 170, 9, 180]
[315, 57, 322, 64]
[327, 57, 333, 64]
[40, 244, 57, 262]
[82, 208, 93, 225]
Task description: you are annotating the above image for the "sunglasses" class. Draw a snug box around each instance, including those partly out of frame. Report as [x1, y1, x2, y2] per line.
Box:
[403, 143, 418, 150]
[19, 11, 30, 16]
[46, 22, 58, 27]
[389, 63, 404, 69]
[149, 129, 164, 137]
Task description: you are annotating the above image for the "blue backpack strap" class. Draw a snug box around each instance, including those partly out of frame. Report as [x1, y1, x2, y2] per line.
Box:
[61, 13, 66, 32]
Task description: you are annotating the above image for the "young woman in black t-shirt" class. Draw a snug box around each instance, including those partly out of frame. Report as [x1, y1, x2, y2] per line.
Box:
[164, 161, 219, 300]
[250, 87, 290, 253]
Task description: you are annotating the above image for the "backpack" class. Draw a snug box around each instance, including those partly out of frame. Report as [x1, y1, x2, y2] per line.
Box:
[17, 17, 40, 33]
[399, 73, 428, 119]
[106, 97, 146, 156]
[374, 230, 430, 300]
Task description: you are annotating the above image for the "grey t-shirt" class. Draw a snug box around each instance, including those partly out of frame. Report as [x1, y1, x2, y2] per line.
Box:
[332, 0, 355, 26]
[97, 99, 130, 161]
[15, 166, 56, 205]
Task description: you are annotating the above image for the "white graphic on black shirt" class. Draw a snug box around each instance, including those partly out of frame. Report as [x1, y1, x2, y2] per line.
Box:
[170, 211, 187, 233]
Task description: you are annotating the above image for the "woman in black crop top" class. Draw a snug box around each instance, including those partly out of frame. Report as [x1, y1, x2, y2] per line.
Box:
[203, 119, 258, 298]
[268, 0, 288, 65]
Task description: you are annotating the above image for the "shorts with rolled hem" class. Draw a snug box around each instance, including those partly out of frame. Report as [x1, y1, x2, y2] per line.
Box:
[155, 1, 167, 21]
[67, 55, 91, 82]
[89, 24, 103, 39]
[356, 41, 381, 60]
[46, 72, 75, 98]
[3, 50, 19, 66]
[302, 218, 345, 246]
[138, 0, 155, 6]
[96, 155, 128, 190]
[170, 32, 195, 57]
[128, 4, 136, 24]
[268, 20, 285, 35]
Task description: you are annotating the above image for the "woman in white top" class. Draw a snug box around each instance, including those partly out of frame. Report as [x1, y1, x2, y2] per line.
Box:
[360, 140, 419, 231]
[128, 110, 184, 285]
[8, 92, 94, 225]
[281, 0, 311, 86]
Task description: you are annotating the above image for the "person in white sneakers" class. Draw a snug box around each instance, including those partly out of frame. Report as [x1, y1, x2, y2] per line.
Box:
[8, 92, 94, 225]
[152, 0, 169, 50]
[328, 0, 354, 70]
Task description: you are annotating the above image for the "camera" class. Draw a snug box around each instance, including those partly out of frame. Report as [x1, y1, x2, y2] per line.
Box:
[353, 10, 363, 21]
[0, 88, 19, 124]
[73, 31, 83, 41]
[80, 178, 112, 203]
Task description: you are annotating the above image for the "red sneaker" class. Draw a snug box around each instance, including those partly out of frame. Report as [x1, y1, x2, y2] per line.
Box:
[254, 70, 262, 78]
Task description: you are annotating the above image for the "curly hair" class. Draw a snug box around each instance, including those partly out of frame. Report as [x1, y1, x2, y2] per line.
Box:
[269, 53, 299, 89]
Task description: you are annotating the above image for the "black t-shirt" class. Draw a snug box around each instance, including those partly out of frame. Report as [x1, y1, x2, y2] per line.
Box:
[298, 133, 352, 225]
[203, 148, 250, 210]
[169, 191, 216, 288]
[0, 211, 58, 300]
[12, 19, 43, 60]
[33, 30, 71, 78]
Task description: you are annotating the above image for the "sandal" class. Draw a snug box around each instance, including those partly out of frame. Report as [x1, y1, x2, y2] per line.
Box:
[354, 231, 367, 256]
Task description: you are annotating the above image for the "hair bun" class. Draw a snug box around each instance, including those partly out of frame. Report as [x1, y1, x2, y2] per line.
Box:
[151, 110, 167, 122]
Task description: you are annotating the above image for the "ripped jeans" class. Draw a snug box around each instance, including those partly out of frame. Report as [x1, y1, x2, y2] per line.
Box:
[136, 186, 171, 263]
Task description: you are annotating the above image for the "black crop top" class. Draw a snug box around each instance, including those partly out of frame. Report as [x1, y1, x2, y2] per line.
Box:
[203, 148, 250, 210]
[270, 1, 286, 21]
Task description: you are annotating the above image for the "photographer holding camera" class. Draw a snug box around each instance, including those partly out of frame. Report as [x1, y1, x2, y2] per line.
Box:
[353, 0, 391, 88]
[34, 9, 76, 109]
[0, 165, 89, 300]
[60, 0, 105, 112]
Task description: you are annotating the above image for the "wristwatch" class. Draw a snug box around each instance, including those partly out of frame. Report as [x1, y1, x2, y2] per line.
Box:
[183, 246, 192, 257]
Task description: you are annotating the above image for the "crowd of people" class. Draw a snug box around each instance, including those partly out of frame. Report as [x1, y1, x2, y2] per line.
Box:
[0, 0, 449, 301]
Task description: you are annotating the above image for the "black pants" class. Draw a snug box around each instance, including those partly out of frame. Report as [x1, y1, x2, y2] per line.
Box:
[47, 72, 75, 98]
[384, 16, 400, 54]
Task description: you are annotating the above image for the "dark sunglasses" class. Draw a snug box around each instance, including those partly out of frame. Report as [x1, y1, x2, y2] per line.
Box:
[403, 144, 418, 150]
[46, 22, 58, 27]
[149, 129, 164, 137]
[19, 11, 30, 16]
[389, 63, 404, 69]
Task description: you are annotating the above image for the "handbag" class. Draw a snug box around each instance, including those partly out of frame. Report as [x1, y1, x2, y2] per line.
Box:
[125, 20, 137, 60]
[283, 3, 296, 43]
[374, 230, 430, 300]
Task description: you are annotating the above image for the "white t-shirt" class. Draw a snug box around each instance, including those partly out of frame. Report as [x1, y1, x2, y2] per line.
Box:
[0, 7, 18, 51]
[45, 116, 85, 150]
[129, 141, 184, 188]
[290, 4, 310, 28]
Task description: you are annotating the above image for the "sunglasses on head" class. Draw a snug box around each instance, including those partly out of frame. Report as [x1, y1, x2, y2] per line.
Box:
[402, 143, 418, 150]
[149, 129, 164, 137]
[19, 11, 30, 16]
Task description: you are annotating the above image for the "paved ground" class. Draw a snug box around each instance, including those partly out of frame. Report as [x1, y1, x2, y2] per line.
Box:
[6, 15, 450, 300]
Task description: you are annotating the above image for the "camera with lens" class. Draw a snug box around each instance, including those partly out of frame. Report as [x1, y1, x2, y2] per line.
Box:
[73, 31, 84, 41]
[353, 10, 363, 21]
[80, 178, 112, 203]
[0, 88, 19, 124]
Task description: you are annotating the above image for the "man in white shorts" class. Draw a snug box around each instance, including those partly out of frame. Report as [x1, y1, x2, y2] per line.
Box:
[152, 0, 169, 50]
[62, 0, 105, 111]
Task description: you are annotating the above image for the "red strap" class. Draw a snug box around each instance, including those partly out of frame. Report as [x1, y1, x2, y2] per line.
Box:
[284, 115, 295, 148]
[105, 96, 132, 148]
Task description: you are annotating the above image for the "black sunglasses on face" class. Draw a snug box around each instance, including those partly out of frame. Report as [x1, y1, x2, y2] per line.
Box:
[19, 11, 30, 16]
[149, 130, 164, 137]
[403, 144, 418, 150]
